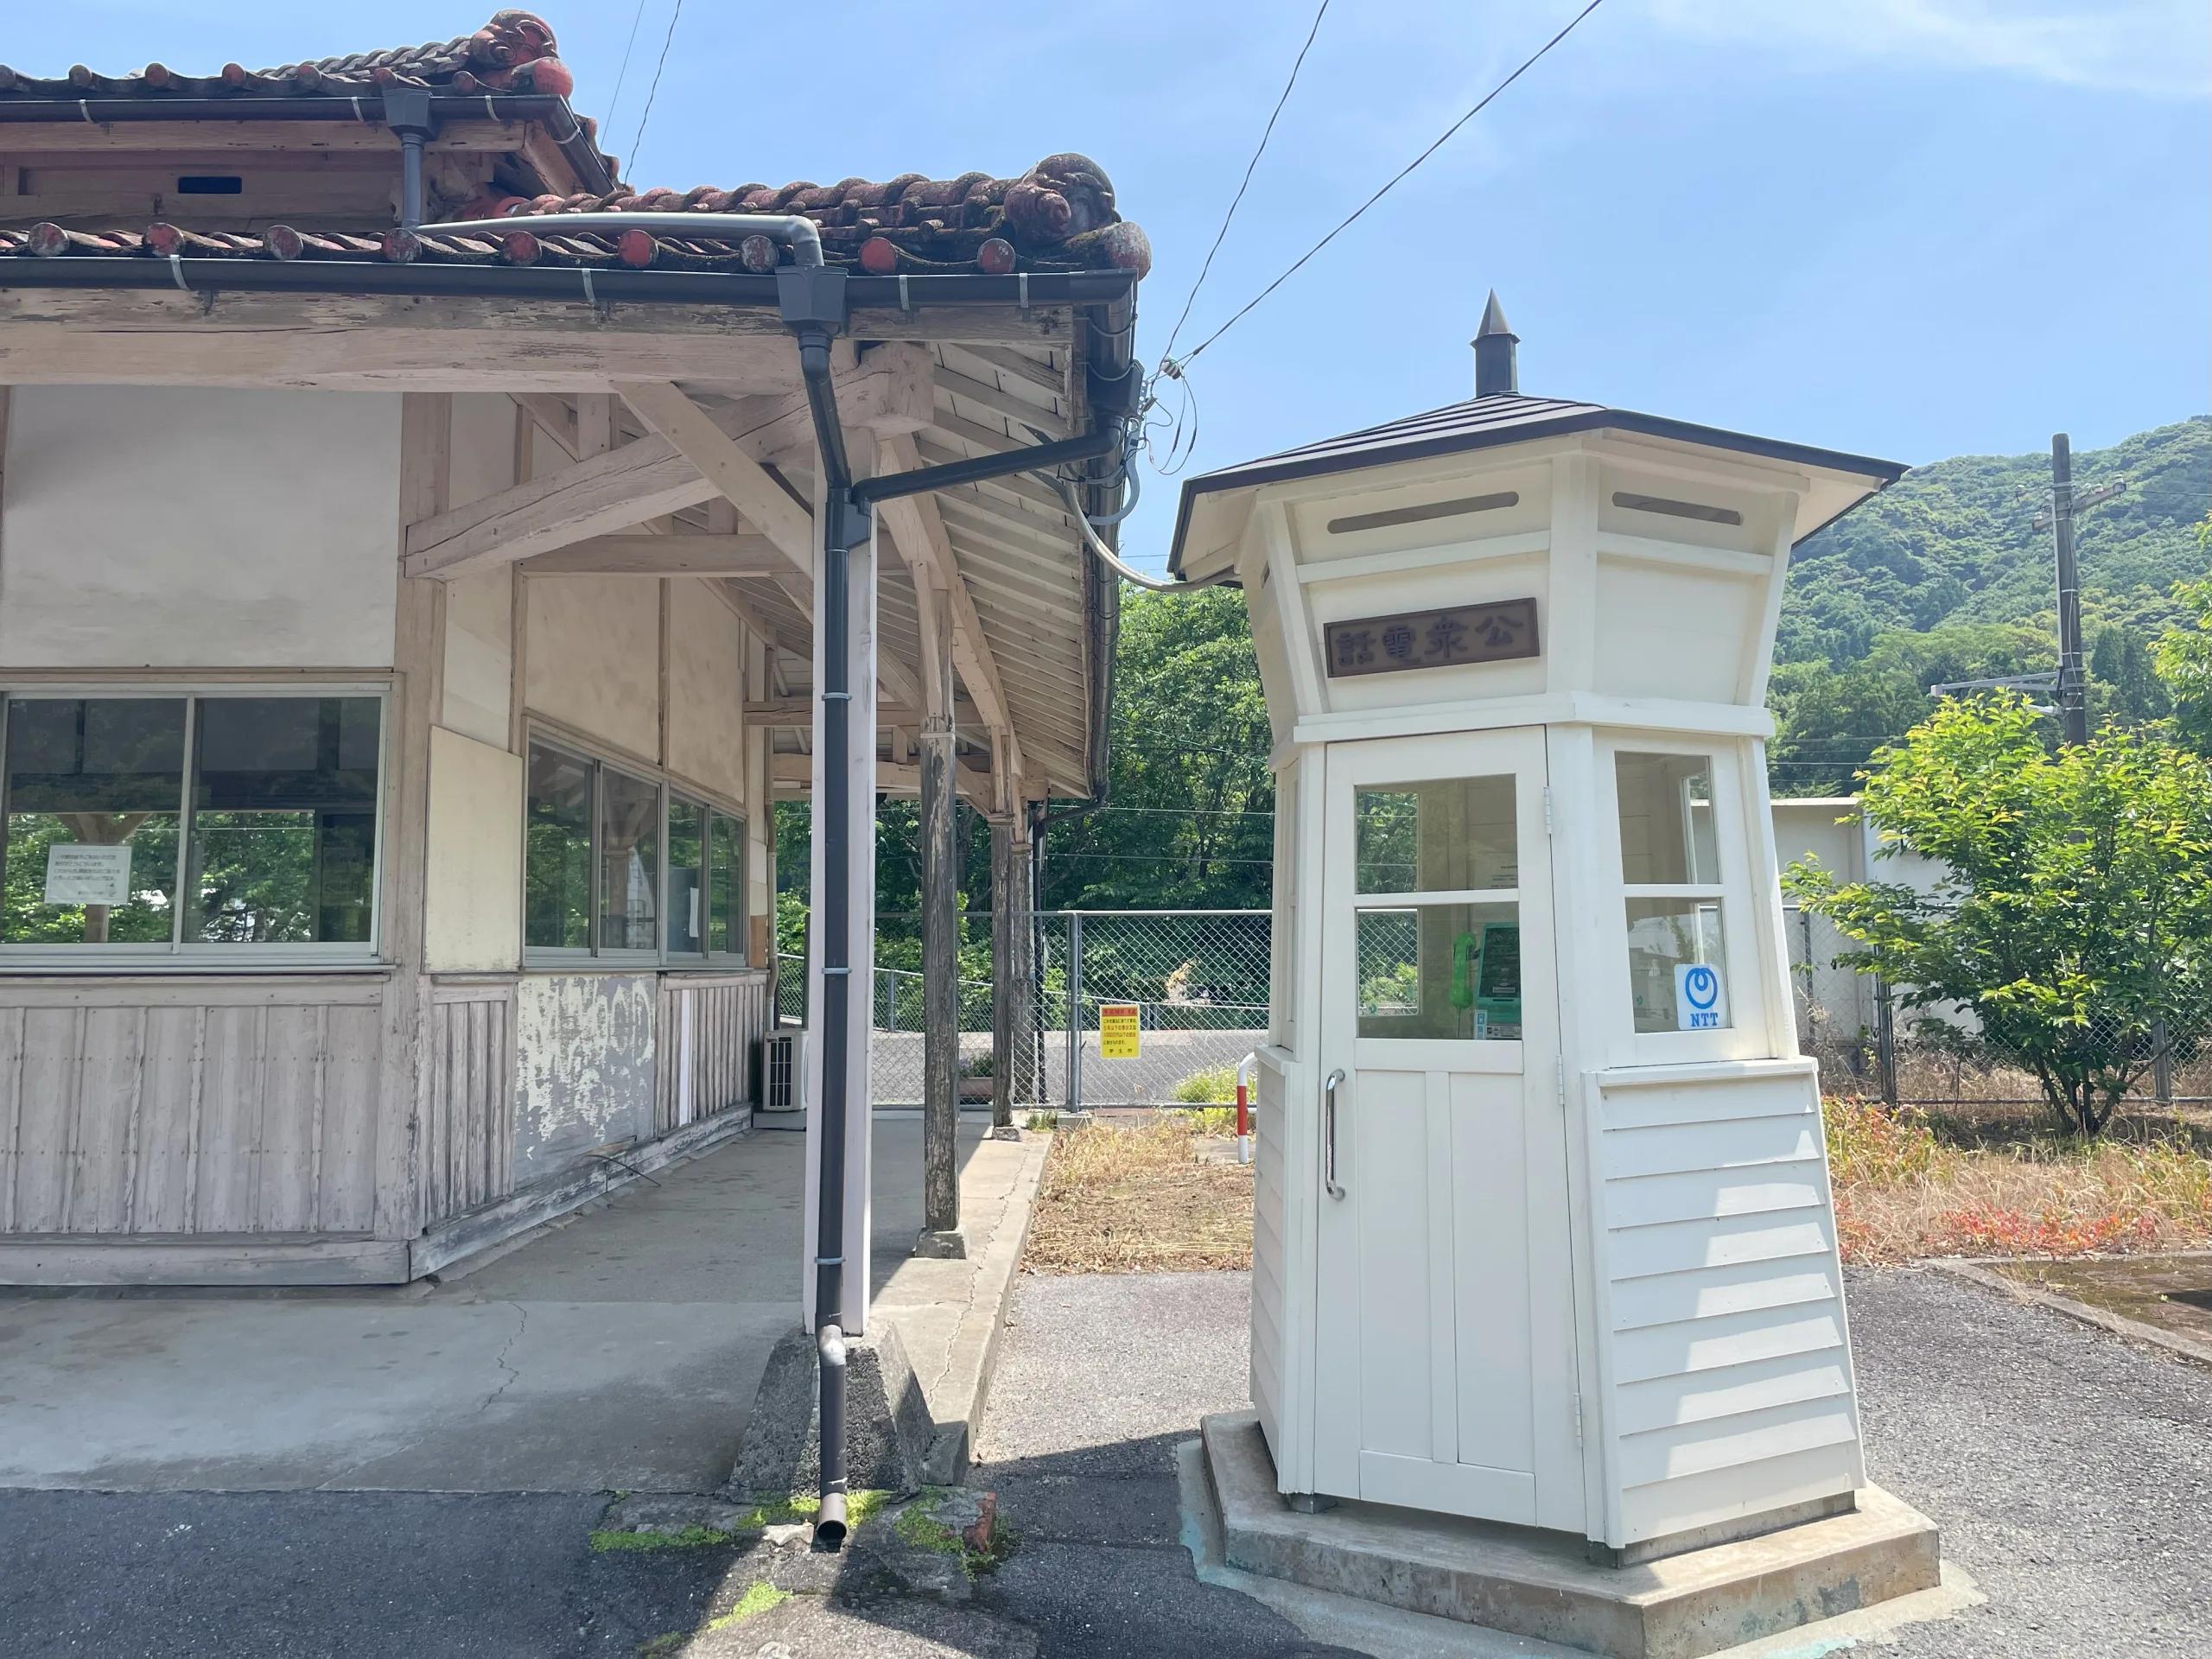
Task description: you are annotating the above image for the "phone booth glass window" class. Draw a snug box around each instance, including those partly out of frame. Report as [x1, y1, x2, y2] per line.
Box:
[1616, 752, 1730, 1033]
[1352, 775, 1519, 1039]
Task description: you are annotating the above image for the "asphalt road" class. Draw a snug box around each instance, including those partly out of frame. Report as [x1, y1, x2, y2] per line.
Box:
[1845, 1265, 2212, 1658]
[3, 1265, 2207, 1656]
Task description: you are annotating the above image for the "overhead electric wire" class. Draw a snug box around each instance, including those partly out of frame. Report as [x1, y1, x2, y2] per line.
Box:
[627, 0, 686, 175]
[1158, 0, 1609, 380]
[1157, 0, 1333, 366]
[600, 0, 652, 153]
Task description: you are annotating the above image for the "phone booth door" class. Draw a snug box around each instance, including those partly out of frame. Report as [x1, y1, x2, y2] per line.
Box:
[1311, 727, 1585, 1529]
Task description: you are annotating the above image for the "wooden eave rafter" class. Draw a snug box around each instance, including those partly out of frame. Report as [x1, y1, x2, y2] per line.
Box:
[0, 286, 1077, 391]
[402, 350, 927, 578]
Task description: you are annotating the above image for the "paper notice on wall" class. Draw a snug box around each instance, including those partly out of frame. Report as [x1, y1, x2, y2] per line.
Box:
[1098, 1002, 1141, 1059]
[45, 842, 133, 907]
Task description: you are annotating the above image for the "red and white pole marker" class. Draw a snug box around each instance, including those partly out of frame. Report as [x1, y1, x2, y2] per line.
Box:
[1235, 1051, 1257, 1166]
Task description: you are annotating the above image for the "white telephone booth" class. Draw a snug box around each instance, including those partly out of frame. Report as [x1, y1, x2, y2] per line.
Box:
[1169, 304, 1905, 1557]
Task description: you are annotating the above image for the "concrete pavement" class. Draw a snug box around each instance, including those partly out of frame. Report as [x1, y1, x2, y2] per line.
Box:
[0, 1114, 990, 1494]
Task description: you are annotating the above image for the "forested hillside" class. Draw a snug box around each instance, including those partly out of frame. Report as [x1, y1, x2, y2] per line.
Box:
[1770, 416, 2210, 791]
[1780, 417, 2210, 664]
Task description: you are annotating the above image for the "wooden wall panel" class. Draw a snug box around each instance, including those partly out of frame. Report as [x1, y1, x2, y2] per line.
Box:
[133, 1008, 203, 1233]
[0, 978, 387, 1238]
[420, 982, 516, 1224]
[13, 1007, 78, 1233]
[655, 971, 772, 1134]
[1590, 1060, 1864, 1546]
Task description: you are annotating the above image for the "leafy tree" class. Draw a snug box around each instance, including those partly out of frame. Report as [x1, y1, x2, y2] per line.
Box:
[1787, 695, 2212, 1136]
[1767, 620, 2055, 794]
[1043, 585, 1274, 910]
[2153, 519, 2212, 753]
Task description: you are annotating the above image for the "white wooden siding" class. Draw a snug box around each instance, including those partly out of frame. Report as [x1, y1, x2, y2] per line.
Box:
[653, 970, 772, 1133]
[1590, 1058, 1862, 1544]
[1250, 1053, 1289, 1449]
[0, 976, 386, 1236]
[420, 980, 516, 1223]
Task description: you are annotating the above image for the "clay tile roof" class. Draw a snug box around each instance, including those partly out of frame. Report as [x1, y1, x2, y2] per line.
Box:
[0, 156, 1153, 281]
[464, 152, 1152, 277]
[0, 12, 1150, 280]
[0, 9, 580, 101]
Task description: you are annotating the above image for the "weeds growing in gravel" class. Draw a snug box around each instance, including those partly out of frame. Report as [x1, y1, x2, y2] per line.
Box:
[1824, 1097, 2212, 1262]
[1025, 1117, 1253, 1273]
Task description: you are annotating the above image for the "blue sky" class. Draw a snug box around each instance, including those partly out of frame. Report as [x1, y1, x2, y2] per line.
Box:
[14, 2, 2209, 572]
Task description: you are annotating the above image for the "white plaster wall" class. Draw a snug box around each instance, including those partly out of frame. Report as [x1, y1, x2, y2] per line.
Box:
[423, 725, 524, 973]
[513, 973, 657, 1183]
[0, 386, 400, 668]
[665, 579, 746, 803]
[440, 395, 518, 748]
[443, 569, 513, 749]
[525, 575, 659, 761]
[448, 393, 515, 510]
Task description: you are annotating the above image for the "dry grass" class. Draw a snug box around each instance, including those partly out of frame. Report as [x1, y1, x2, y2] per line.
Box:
[1023, 1117, 1254, 1274]
[1826, 1096, 2212, 1263]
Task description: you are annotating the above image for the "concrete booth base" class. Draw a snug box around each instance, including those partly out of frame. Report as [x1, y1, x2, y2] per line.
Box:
[1198, 1412, 1942, 1659]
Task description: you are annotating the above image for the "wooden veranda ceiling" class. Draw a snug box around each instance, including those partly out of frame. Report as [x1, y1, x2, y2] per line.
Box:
[0, 283, 1105, 812]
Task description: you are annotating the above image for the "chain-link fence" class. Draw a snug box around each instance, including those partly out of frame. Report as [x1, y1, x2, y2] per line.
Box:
[773, 910, 1273, 1108]
[773, 901, 2207, 1118]
[1786, 905, 2212, 1116]
[1033, 910, 1272, 1109]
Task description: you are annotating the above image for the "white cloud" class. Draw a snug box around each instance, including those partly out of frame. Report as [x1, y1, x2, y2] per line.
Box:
[1639, 0, 2209, 97]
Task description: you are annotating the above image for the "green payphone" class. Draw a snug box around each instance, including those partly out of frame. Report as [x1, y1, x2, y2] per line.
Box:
[1451, 922, 1522, 1038]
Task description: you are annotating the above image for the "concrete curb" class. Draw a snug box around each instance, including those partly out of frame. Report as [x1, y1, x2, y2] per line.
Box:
[727, 1129, 1052, 1498]
[1932, 1257, 2212, 1370]
[912, 1130, 1051, 1483]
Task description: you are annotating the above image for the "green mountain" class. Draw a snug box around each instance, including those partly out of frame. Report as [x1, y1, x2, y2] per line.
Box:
[1780, 416, 2212, 666]
[1768, 416, 2211, 794]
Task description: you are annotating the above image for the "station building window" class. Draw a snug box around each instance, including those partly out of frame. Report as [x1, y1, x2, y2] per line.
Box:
[1, 691, 384, 957]
[524, 736, 746, 966]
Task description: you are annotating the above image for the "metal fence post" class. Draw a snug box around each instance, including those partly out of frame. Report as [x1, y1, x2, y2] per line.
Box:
[2153, 1017, 2173, 1109]
[1873, 980, 1898, 1108]
[1068, 911, 1084, 1115]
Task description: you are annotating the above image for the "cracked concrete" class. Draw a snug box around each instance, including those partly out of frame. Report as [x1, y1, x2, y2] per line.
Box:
[0, 1116, 996, 1496]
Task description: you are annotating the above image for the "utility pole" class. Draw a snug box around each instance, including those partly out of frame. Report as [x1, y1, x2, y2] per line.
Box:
[2049, 435, 2088, 746]
[2031, 435, 2124, 746]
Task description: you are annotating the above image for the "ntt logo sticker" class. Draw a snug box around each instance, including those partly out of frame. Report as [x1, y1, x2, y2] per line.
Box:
[1675, 963, 1726, 1031]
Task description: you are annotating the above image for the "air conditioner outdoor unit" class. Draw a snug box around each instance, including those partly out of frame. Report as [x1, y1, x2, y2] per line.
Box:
[759, 1030, 807, 1113]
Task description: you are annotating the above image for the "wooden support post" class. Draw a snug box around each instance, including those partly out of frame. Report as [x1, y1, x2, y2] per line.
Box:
[378, 391, 452, 1259]
[916, 567, 963, 1249]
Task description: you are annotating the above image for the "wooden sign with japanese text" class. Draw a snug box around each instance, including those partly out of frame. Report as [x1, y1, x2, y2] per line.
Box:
[1323, 599, 1540, 678]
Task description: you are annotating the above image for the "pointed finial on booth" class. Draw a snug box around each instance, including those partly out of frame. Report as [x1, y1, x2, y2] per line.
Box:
[1472, 290, 1519, 398]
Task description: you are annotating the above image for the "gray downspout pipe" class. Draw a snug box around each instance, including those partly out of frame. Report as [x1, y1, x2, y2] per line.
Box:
[770, 265, 1142, 1542]
[381, 89, 436, 234]
[779, 263, 863, 1548]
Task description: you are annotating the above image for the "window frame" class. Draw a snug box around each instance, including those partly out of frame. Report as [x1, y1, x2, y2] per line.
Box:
[521, 727, 749, 971]
[1596, 733, 1765, 1062]
[0, 682, 391, 969]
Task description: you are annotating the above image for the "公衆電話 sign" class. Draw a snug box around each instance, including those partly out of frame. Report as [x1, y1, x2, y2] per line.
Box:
[45, 842, 134, 907]
[1324, 599, 1539, 678]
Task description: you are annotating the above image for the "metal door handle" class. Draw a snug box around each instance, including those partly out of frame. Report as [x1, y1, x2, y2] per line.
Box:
[1323, 1068, 1346, 1199]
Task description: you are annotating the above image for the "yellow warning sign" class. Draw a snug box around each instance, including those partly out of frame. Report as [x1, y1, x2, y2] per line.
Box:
[1097, 1002, 1141, 1059]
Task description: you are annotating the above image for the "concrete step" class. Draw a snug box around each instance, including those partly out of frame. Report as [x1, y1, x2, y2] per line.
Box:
[1200, 1411, 1942, 1659]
